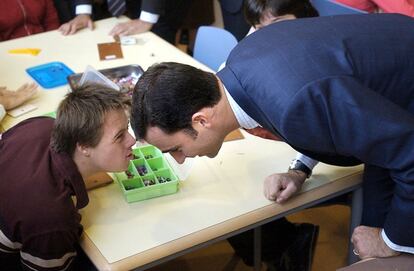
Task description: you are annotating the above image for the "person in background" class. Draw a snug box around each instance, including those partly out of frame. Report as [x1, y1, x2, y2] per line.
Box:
[59, 0, 191, 45]
[336, 0, 414, 16]
[0, 0, 60, 41]
[245, 0, 319, 31]
[0, 83, 38, 123]
[130, 12, 414, 267]
[0, 85, 136, 270]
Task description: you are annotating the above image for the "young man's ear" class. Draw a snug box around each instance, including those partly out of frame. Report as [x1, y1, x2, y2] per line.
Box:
[192, 109, 212, 128]
[76, 143, 90, 157]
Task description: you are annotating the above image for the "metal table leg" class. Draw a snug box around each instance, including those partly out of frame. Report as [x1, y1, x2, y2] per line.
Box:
[254, 226, 262, 271]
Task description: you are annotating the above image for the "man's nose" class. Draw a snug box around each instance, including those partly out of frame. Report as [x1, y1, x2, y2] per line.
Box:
[126, 132, 136, 147]
[171, 152, 186, 164]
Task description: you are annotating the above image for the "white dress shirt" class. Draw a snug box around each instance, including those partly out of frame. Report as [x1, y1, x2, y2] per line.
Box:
[76, 4, 159, 24]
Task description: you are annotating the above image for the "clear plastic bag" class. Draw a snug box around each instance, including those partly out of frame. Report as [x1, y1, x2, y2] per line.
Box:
[78, 65, 120, 91]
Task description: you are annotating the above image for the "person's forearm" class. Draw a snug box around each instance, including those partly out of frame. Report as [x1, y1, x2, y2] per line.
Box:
[0, 90, 15, 109]
[0, 84, 38, 110]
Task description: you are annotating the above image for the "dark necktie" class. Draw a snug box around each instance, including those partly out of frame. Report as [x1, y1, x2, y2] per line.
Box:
[107, 0, 126, 17]
[244, 127, 282, 141]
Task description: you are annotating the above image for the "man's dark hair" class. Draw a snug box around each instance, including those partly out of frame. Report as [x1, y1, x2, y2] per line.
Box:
[51, 84, 130, 155]
[131, 62, 221, 139]
[244, 0, 319, 26]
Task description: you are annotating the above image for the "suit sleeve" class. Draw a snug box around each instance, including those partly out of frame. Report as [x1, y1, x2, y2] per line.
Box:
[281, 75, 414, 246]
[141, 0, 166, 15]
[73, 0, 91, 5]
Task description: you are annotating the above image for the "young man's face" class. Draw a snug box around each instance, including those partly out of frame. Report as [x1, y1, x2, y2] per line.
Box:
[88, 109, 136, 172]
[145, 126, 225, 164]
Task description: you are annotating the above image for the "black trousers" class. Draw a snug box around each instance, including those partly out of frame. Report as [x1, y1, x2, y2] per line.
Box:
[227, 217, 297, 266]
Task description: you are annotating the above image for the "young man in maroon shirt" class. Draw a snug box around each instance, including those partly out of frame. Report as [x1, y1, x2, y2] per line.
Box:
[0, 85, 136, 270]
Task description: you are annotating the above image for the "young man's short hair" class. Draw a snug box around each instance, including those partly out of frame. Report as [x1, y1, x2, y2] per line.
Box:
[51, 84, 130, 155]
[244, 0, 319, 26]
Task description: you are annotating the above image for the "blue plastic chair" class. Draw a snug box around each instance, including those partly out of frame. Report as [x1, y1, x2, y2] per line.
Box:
[311, 0, 367, 15]
[193, 26, 238, 71]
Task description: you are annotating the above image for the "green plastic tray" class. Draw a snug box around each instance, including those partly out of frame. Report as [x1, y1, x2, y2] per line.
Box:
[113, 145, 179, 203]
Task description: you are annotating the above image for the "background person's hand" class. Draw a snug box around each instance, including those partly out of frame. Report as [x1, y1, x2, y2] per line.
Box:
[351, 226, 400, 259]
[59, 14, 94, 35]
[0, 83, 38, 110]
[109, 19, 153, 37]
[264, 170, 307, 203]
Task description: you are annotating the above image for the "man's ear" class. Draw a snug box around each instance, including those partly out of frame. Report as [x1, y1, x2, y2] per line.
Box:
[192, 109, 212, 128]
[76, 143, 90, 157]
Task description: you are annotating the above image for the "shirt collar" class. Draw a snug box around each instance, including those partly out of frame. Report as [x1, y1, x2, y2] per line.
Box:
[223, 84, 259, 129]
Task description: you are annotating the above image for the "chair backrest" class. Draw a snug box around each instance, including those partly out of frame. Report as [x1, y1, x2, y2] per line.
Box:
[311, 0, 367, 16]
[193, 26, 238, 72]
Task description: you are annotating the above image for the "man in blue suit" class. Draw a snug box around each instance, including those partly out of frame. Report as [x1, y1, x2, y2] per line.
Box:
[131, 14, 414, 259]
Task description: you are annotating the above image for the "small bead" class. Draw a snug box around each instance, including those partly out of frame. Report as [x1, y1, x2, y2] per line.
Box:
[125, 171, 134, 178]
[143, 179, 155, 186]
[137, 165, 148, 176]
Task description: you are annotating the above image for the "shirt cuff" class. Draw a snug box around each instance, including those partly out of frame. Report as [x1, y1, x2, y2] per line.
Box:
[139, 11, 159, 24]
[382, 229, 414, 254]
[296, 153, 319, 170]
[76, 5, 92, 15]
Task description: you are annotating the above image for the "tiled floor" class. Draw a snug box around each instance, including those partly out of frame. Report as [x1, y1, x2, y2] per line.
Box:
[148, 205, 351, 271]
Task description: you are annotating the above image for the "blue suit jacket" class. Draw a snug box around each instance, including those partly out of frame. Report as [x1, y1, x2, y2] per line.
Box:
[218, 14, 414, 247]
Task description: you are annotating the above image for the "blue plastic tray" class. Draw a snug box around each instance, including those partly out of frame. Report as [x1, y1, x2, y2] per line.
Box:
[26, 62, 74, 89]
